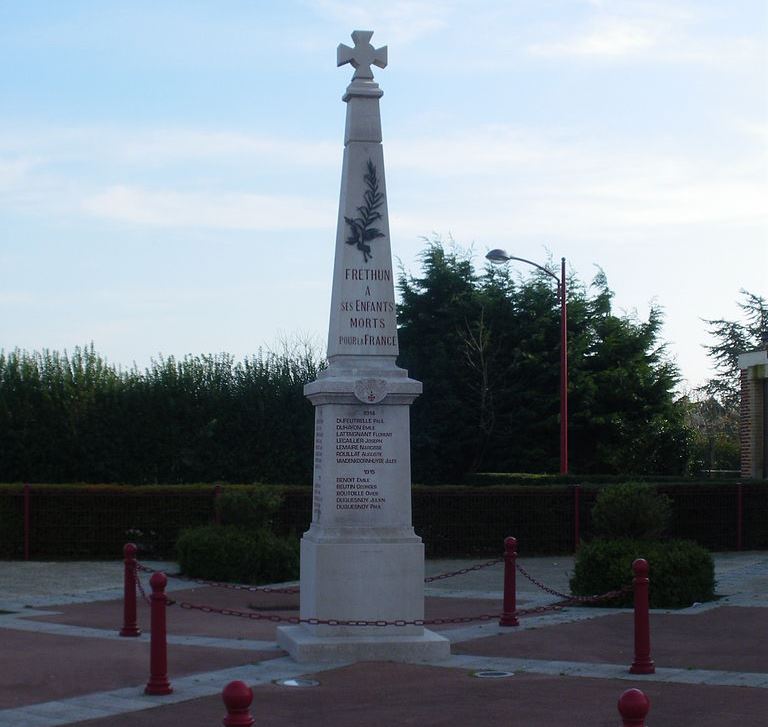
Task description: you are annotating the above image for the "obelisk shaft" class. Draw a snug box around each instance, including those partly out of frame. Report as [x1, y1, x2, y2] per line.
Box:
[277, 31, 449, 663]
[326, 80, 398, 365]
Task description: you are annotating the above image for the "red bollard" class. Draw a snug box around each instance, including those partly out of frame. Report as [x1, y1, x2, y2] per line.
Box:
[573, 484, 580, 552]
[499, 536, 519, 626]
[618, 687, 650, 726]
[23, 483, 31, 561]
[120, 543, 141, 637]
[629, 558, 655, 674]
[145, 572, 172, 695]
[222, 680, 255, 727]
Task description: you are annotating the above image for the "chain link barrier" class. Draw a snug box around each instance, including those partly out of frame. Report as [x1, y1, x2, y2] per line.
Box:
[515, 562, 631, 604]
[134, 564, 177, 607]
[134, 562, 151, 606]
[132, 554, 628, 625]
[137, 558, 503, 590]
[136, 558, 504, 593]
[136, 562, 300, 594]
[423, 558, 503, 583]
[171, 598, 565, 626]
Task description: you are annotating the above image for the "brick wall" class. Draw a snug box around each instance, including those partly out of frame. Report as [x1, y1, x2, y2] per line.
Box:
[740, 368, 752, 478]
[739, 351, 768, 480]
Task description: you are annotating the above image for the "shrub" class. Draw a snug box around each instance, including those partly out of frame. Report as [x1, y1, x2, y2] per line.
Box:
[570, 538, 715, 608]
[176, 524, 299, 584]
[591, 483, 672, 540]
[215, 487, 283, 530]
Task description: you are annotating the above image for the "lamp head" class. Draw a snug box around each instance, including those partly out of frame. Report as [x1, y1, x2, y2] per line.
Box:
[486, 249, 511, 263]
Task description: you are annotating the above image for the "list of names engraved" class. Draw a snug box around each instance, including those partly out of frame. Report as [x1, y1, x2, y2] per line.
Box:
[312, 408, 324, 519]
[334, 407, 397, 511]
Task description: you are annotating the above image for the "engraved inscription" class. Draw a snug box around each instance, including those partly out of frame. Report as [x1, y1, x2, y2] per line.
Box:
[334, 407, 397, 511]
[312, 409, 324, 518]
[336, 267, 397, 349]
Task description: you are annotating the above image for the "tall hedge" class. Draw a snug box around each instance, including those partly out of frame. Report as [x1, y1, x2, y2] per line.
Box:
[0, 346, 319, 485]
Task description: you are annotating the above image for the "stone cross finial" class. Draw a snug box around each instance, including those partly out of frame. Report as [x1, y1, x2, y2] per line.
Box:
[337, 30, 387, 80]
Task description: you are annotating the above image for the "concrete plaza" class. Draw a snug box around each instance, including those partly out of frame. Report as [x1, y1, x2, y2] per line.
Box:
[0, 552, 766, 726]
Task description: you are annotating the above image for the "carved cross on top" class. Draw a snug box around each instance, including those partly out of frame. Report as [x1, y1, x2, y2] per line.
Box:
[337, 30, 387, 81]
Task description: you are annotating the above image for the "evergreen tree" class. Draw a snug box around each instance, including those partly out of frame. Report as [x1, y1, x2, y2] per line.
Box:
[396, 240, 689, 481]
[702, 290, 768, 408]
[684, 290, 767, 475]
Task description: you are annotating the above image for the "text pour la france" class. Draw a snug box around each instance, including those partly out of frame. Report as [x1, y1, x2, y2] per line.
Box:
[338, 334, 397, 347]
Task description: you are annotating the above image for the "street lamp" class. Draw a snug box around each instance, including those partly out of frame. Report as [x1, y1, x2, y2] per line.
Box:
[485, 249, 569, 475]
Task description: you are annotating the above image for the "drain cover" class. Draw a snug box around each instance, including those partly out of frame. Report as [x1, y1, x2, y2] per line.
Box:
[473, 670, 515, 679]
[274, 678, 320, 688]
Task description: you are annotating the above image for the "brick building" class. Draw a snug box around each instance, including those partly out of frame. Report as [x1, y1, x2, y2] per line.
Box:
[739, 349, 768, 479]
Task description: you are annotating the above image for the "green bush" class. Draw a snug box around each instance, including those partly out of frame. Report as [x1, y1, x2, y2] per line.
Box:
[591, 483, 672, 540]
[176, 524, 299, 584]
[215, 487, 283, 529]
[570, 538, 715, 608]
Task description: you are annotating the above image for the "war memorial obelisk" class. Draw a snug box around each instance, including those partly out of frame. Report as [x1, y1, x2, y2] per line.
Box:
[277, 31, 450, 663]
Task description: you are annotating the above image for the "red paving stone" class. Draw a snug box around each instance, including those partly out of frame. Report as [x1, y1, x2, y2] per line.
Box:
[74, 662, 768, 727]
[0, 628, 279, 709]
[4, 590, 767, 725]
[26, 586, 295, 641]
[455, 606, 768, 673]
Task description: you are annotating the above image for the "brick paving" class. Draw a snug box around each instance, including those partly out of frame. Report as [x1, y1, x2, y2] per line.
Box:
[0, 553, 766, 726]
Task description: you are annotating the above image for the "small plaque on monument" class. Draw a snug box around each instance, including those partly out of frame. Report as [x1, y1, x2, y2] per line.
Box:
[276, 31, 450, 663]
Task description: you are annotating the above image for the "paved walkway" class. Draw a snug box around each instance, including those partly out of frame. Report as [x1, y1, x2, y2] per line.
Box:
[0, 553, 766, 726]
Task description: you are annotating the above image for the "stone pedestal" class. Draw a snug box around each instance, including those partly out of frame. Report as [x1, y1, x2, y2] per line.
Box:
[276, 31, 449, 663]
[277, 364, 449, 662]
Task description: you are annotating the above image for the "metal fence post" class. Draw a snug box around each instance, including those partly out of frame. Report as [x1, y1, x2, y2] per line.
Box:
[573, 484, 580, 552]
[618, 688, 650, 726]
[499, 536, 519, 627]
[629, 558, 655, 674]
[23, 483, 31, 560]
[119, 543, 141, 637]
[222, 680, 255, 727]
[145, 572, 172, 695]
[736, 483, 743, 551]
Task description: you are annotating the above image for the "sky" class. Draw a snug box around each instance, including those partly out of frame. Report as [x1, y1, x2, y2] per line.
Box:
[1, 0, 766, 390]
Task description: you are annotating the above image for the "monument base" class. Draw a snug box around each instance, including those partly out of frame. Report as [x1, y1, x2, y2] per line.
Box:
[298, 531, 428, 636]
[276, 625, 451, 663]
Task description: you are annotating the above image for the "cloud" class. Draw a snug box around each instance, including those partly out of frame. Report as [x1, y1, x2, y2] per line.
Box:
[0, 158, 37, 190]
[106, 130, 337, 167]
[529, 17, 659, 58]
[385, 125, 768, 240]
[526, 2, 760, 65]
[81, 185, 336, 231]
[309, 0, 451, 44]
[734, 120, 768, 147]
[4, 120, 766, 238]
[0, 126, 337, 168]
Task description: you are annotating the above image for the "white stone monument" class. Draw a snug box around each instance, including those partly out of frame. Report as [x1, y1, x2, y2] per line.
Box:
[276, 31, 450, 663]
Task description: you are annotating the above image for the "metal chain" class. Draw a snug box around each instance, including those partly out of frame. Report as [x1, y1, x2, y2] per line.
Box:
[174, 599, 498, 626]
[135, 564, 177, 607]
[136, 562, 300, 594]
[515, 562, 631, 603]
[136, 558, 627, 611]
[424, 558, 503, 583]
[169, 597, 567, 626]
[134, 563, 151, 606]
[138, 557, 503, 590]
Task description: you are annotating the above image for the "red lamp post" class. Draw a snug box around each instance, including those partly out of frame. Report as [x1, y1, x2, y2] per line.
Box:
[486, 250, 569, 475]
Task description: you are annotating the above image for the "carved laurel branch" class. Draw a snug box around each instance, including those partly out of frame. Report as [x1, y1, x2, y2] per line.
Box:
[344, 159, 385, 263]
